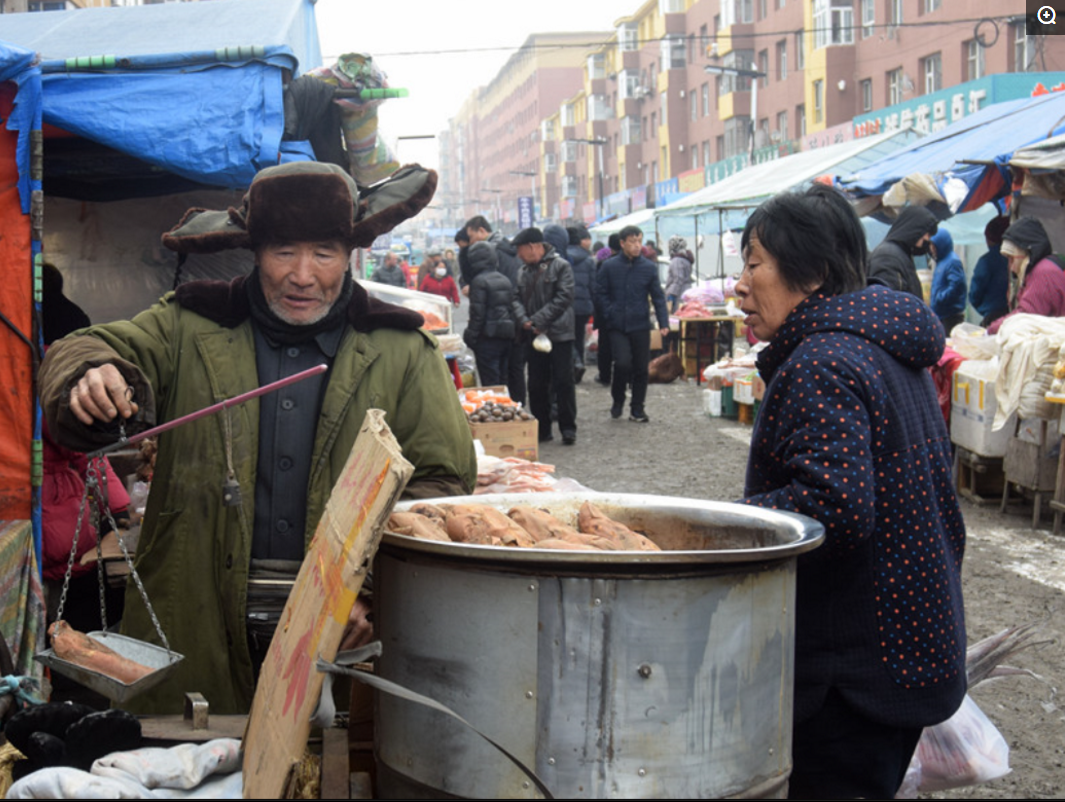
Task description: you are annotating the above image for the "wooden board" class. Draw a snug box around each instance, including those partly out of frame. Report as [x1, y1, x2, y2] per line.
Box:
[241, 409, 414, 799]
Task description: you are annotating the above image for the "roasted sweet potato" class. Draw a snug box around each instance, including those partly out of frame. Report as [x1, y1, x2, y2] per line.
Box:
[577, 501, 661, 551]
[388, 511, 451, 542]
[508, 505, 619, 550]
[48, 621, 153, 685]
[446, 503, 537, 547]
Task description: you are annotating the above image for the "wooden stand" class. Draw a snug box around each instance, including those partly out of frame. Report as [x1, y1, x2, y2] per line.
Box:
[677, 317, 735, 383]
[953, 447, 1004, 505]
[1001, 432, 1058, 529]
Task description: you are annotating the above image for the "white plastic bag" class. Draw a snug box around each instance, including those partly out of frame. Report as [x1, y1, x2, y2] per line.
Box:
[896, 694, 1010, 797]
[532, 333, 552, 353]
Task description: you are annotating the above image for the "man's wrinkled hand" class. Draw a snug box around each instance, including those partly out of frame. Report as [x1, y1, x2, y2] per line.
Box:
[338, 596, 374, 652]
[70, 364, 139, 426]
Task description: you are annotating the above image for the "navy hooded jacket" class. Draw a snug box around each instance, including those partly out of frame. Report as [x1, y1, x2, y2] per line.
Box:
[929, 228, 967, 322]
[743, 285, 966, 729]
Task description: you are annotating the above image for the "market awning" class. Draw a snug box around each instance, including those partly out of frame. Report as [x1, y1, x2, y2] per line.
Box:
[589, 208, 656, 239]
[656, 130, 916, 219]
[0, 0, 321, 194]
[837, 91, 1065, 217]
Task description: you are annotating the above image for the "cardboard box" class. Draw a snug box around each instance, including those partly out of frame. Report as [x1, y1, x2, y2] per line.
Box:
[950, 364, 1015, 458]
[469, 418, 539, 461]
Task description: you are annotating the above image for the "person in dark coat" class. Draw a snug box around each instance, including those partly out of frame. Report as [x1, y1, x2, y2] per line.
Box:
[866, 206, 938, 298]
[969, 215, 1011, 327]
[737, 185, 966, 799]
[466, 215, 525, 405]
[987, 216, 1065, 335]
[462, 241, 518, 388]
[566, 225, 597, 383]
[593, 233, 621, 385]
[595, 225, 669, 423]
[41, 263, 91, 345]
[454, 228, 473, 296]
[929, 226, 967, 333]
[370, 252, 408, 288]
[511, 227, 577, 444]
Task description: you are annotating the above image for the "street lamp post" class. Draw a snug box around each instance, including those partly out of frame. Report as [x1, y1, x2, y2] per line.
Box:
[704, 64, 768, 164]
[564, 138, 608, 223]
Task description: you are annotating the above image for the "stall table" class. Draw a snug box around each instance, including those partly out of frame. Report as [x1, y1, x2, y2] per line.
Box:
[675, 316, 735, 384]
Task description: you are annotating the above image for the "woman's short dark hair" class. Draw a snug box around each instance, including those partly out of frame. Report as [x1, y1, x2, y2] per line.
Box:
[741, 184, 867, 296]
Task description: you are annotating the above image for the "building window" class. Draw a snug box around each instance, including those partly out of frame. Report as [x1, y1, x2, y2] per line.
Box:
[562, 175, 578, 198]
[922, 53, 942, 94]
[777, 40, 788, 80]
[860, 0, 874, 37]
[813, 79, 824, 123]
[860, 78, 872, 111]
[777, 109, 789, 139]
[888, 68, 903, 105]
[813, 0, 855, 50]
[758, 49, 769, 87]
[659, 0, 685, 12]
[758, 0, 767, 20]
[1013, 22, 1034, 71]
[716, 134, 726, 160]
[702, 82, 710, 116]
[620, 69, 640, 99]
[796, 31, 806, 69]
[660, 89, 667, 118]
[541, 120, 555, 141]
[652, 161, 659, 182]
[561, 102, 576, 127]
[621, 116, 641, 145]
[643, 116, 649, 142]
[719, 50, 754, 93]
[651, 111, 657, 131]
[691, 90, 698, 121]
[890, 0, 903, 26]
[588, 94, 611, 121]
[619, 23, 639, 52]
[661, 34, 687, 70]
[723, 117, 751, 158]
[544, 153, 557, 173]
[924, 0, 941, 11]
[796, 104, 806, 137]
[561, 141, 578, 162]
[692, 146, 699, 170]
[721, 0, 754, 27]
[703, 140, 711, 166]
[587, 53, 606, 80]
[966, 40, 985, 81]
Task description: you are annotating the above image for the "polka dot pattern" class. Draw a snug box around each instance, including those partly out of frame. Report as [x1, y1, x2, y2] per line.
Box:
[743, 286, 966, 716]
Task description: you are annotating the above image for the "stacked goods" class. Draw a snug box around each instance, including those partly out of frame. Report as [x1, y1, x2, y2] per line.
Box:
[476, 456, 557, 494]
[387, 500, 661, 552]
[460, 386, 539, 460]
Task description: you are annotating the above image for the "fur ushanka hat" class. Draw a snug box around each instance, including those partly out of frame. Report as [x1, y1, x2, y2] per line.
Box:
[161, 161, 437, 254]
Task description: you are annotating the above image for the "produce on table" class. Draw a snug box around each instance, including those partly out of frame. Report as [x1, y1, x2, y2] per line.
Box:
[387, 501, 660, 552]
[47, 620, 153, 685]
[466, 402, 534, 424]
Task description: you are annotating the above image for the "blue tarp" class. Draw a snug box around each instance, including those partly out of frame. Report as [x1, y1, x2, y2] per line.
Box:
[0, 0, 322, 194]
[838, 91, 1065, 215]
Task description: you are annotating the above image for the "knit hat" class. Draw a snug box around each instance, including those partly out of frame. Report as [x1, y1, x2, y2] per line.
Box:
[511, 227, 544, 246]
[161, 161, 437, 254]
[668, 235, 688, 256]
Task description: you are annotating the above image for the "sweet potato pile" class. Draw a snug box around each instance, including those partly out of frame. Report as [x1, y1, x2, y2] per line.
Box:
[388, 501, 660, 552]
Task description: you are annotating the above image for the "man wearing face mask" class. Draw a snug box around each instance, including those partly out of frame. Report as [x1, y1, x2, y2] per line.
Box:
[419, 257, 461, 307]
[867, 207, 939, 300]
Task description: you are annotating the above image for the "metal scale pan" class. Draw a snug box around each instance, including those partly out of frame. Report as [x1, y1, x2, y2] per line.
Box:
[36, 632, 184, 705]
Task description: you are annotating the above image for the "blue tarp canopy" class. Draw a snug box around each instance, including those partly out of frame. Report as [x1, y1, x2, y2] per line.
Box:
[0, 0, 321, 196]
[837, 91, 1065, 217]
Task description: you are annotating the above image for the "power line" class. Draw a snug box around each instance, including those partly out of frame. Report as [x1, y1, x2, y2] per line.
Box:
[321, 15, 1025, 63]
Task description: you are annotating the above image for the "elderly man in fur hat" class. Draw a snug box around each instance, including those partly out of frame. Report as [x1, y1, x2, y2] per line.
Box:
[38, 161, 476, 715]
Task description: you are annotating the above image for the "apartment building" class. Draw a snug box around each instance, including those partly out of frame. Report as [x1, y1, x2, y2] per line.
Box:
[443, 0, 1065, 229]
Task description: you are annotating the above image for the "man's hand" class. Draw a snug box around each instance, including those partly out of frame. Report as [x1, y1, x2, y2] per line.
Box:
[660, 327, 670, 338]
[338, 596, 374, 652]
[70, 364, 139, 426]
[462, 285, 470, 297]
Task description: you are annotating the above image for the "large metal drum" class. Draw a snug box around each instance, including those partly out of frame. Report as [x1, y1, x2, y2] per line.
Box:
[373, 492, 823, 799]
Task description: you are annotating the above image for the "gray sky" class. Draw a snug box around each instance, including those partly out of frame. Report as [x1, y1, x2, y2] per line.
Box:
[314, 0, 629, 169]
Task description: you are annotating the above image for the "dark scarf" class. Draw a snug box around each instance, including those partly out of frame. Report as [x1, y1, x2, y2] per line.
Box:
[245, 266, 354, 344]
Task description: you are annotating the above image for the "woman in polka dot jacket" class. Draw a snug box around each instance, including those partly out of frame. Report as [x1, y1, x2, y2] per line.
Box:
[736, 185, 966, 800]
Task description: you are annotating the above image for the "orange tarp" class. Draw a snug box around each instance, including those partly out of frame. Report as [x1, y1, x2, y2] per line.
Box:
[0, 82, 34, 520]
